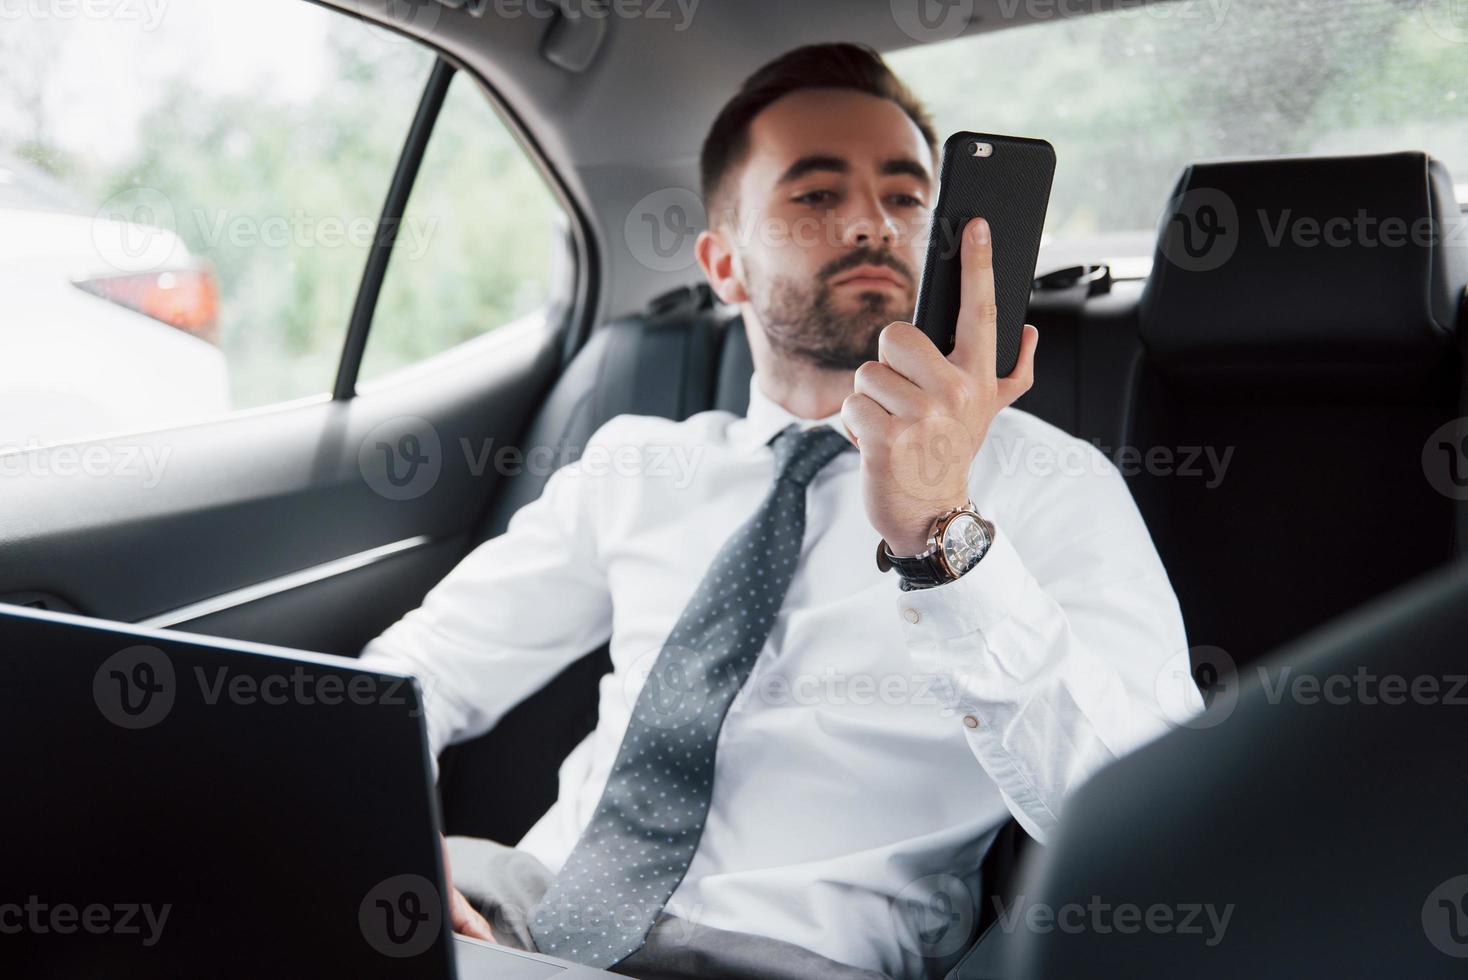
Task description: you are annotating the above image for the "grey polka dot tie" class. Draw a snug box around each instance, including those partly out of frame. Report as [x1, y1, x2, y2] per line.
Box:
[528, 424, 853, 967]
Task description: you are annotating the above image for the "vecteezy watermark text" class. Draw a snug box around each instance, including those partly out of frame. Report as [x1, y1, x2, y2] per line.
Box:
[0, 896, 171, 947]
[993, 437, 1235, 488]
[93, 645, 425, 730]
[360, 415, 706, 501]
[991, 894, 1235, 947]
[1256, 665, 1468, 708]
[439, 0, 698, 28]
[0, 441, 171, 489]
[0, 0, 169, 30]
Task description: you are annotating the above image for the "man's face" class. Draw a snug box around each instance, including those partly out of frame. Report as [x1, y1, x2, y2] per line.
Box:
[723, 88, 934, 371]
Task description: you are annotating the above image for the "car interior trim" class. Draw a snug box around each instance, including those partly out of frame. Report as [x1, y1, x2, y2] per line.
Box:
[135, 535, 436, 630]
[334, 56, 458, 400]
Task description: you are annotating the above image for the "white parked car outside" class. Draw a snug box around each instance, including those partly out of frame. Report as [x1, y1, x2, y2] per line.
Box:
[0, 155, 229, 451]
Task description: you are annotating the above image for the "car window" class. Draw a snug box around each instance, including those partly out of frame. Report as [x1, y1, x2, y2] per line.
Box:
[0, 0, 433, 450]
[357, 73, 570, 388]
[888, 0, 1468, 269]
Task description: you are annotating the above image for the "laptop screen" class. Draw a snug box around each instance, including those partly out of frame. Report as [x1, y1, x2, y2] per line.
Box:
[0, 603, 456, 978]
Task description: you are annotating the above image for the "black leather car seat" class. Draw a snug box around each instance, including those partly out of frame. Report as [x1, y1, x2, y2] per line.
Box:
[1004, 555, 1468, 978]
[1125, 152, 1468, 670]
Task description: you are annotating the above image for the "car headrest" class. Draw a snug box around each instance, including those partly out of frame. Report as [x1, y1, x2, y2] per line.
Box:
[1139, 152, 1468, 365]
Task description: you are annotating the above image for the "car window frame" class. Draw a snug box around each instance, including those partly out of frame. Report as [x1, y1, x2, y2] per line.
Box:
[322, 41, 595, 399]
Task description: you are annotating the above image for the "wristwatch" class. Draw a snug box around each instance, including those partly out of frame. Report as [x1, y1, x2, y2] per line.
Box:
[876, 501, 995, 591]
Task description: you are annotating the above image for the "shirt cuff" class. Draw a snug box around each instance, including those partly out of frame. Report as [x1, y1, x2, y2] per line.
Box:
[892, 527, 1027, 641]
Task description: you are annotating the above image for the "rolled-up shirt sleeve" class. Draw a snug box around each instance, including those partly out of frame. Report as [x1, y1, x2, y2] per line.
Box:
[358, 421, 619, 763]
[897, 439, 1194, 841]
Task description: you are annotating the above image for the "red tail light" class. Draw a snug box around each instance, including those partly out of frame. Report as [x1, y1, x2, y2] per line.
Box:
[73, 263, 220, 345]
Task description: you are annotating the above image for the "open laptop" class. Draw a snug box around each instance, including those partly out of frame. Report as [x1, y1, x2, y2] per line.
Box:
[0, 602, 619, 979]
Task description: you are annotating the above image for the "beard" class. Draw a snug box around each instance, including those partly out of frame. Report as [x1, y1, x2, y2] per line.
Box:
[747, 248, 915, 371]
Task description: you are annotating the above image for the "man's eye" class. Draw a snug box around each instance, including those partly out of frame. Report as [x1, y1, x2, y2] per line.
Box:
[794, 190, 838, 206]
[891, 194, 926, 209]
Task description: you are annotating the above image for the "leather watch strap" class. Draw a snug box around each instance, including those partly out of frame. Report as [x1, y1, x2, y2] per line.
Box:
[875, 539, 951, 590]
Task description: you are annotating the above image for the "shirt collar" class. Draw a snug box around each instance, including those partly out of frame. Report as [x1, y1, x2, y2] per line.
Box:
[737, 372, 855, 453]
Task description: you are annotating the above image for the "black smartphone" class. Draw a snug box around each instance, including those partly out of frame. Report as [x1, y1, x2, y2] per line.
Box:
[911, 132, 1056, 374]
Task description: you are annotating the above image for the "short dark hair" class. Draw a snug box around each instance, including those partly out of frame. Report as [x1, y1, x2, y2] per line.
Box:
[699, 43, 938, 219]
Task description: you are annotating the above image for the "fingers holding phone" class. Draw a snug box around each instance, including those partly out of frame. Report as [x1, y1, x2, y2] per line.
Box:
[845, 131, 1053, 552]
[950, 217, 1039, 393]
[844, 214, 1038, 555]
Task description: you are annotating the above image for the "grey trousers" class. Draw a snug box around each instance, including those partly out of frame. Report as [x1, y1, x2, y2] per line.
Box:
[445, 836, 892, 980]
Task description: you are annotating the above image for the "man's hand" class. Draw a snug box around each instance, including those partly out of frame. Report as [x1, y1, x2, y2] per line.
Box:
[842, 217, 1038, 556]
[442, 836, 497, 943]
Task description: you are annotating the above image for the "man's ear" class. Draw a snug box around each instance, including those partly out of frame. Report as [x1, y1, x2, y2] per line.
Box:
[695, 227, 749, 305]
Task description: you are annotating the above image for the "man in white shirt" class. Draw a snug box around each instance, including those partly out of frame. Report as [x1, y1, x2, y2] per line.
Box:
[361, 42, 1189, 980]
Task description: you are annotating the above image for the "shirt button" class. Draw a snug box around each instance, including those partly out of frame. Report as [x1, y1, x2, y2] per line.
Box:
[902, 608, 920, 624]
[963, 715, 980, 729]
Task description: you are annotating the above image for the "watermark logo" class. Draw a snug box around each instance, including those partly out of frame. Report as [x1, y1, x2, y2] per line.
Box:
[622, 646, 712, 731]
[1421, 0, 1468, 45]
[891, 873, 976, 959]
[92, 186, 182, 275]
[1154, 645, 1235, 729]
[360, 874, 442, 957]
[1157, 187, 1239, 273]
[360, 416, 443, 501]
[891, 0, 976, 43]
[1423, 875, 1468, 958]
[93, 645, 175, 730]
[625, 188, 705, 273]
[362, 0, 443, 43]
[891, 414, 976, 504]
[1423, 417, 1468, 501]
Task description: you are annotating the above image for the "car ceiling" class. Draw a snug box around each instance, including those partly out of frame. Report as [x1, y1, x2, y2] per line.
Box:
[326, 0, 1172, 320]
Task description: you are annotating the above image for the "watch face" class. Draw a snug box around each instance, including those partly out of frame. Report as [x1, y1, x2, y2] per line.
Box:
[941, 514, 989, 575]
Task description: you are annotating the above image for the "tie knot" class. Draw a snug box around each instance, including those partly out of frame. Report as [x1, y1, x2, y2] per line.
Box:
[770, 424, 852, 487]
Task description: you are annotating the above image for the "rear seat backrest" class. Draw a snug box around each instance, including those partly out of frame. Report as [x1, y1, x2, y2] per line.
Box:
[472, 285, 740, 546]
[1129, 152, 1468, 669]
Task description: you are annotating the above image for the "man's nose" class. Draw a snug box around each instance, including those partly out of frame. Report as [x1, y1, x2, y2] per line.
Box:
[841, 197, 899, 248]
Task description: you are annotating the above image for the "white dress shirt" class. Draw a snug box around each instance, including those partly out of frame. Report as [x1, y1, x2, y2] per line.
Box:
[360, 372, 1191, 978]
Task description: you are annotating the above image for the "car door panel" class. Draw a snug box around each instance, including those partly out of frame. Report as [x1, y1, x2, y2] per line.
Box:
[0, 319, 561, 656]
